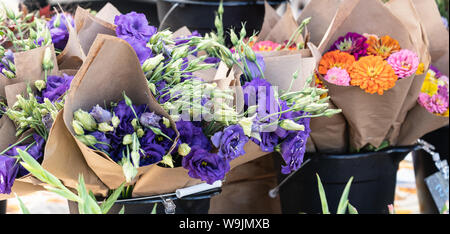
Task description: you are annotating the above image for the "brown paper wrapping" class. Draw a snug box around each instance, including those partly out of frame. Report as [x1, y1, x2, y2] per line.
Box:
[258, 1, 281, 41]
[1, 45, 61, 196]
[0, 181, 44, 200]
[58, 4, 119, 70]
[263, 3, 303, 45]
[296, 0, 341, 46]
[383, 0, 431, 145]
[42, 110, 109, 196]
[61, 34, 179, 190]
[412, 0, 449, 76]
[316, 0, 420, 149]
[397, 104, 449, 146]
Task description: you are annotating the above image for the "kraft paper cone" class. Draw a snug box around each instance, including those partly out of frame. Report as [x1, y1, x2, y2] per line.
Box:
[383, 0, 431, 145]
[264, 3, 304, 45]
[14, 45, 60, 83]
[73, 6, 117, 57]
[43, 110, 109, 196]
[95, 2, 122, 24]
[309, 100, 348, 153]
[0, 181, 44, 200]
[317, 0, 419, 149]
[412, 0, 449, 76]
[296, 0, 341, 46]
[63, 34, 179, 190]
[0, 74, 13, 99]
[172, 26, 192, 39]
[258, 1, 281, 41]
[397, 104, 449, 146]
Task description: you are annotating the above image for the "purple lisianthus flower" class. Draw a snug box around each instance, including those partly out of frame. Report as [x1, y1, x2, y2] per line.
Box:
[0, 49, 14, 76]
[241, 53, 265, 79]
[48, 13, 74, 50]
[279, 112, 311, 175]
[0, 156, 20, 194]
[114, 12, 157, 42]
[90, 104, 112, 123]
[176, 120, 211, 151]
[211, 124, 249, 160]
[251, 131, 279, 153]
[182, 146, 230, 184]
[38, 74, 74, 103]
[123, 36, 152, 64]
[89, 131, 110, 152]
[140, 130, 166, 166]
[329, 32, 368, 60]
[1, 134, 45, 178]
[242, 77, 278, 119]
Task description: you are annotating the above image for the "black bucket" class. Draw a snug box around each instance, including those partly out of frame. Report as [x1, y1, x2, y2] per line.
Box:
[273, 145, 421, 214]
[157, 0, 287, 37]
[412, 126, 449, 214]
[0, 200, 6, 214]
[68, 187, 221, 214]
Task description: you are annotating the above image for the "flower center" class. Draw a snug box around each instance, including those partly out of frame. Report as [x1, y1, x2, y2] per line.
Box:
[401, 61, 411, 70]
[367, 67, 378, 77]
[338, 39, 353, 52]
[201, 161, 208, 167]
[378, 46, 391, 54]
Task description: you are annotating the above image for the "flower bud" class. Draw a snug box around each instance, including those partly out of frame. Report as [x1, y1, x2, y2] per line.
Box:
[4, 5, 16, 20]
[178, 143, 191, 156]
[238, 117, 253, 137]
[280, 119, 305, 131]
[123, 92, 133, 107]
[136, 128, 145, 138]
[323, 108, 342, 117]
[111, 115, 120, 128]
[76, 135, 97, 146]
[98, 122, 114, 132]
[244, 45, 256, 62]
[131, 118, 139, 130]
[239, 26, 246, 39]
[121, 158, 137, 183]
[74, 109, 97, 131]
[139, 112, 161, 129]
[89, 104, 112, 123]
[148, 82, 157, 96]
[42, 47, 54, 71]
[53, 14, 61, 28]
[218, 2, 224, 15]
[229, 29, 239, 46]
[161, 154, 174, 168]
[214, 15, 222, 30]
[2, 69, 15, 79]
[303, 103, 328, 114]
[142, 54, 165, 73]
[123, 134, 133, 145]
[162, 117, 171, 128]
[72, 120, 85, 135]
[34, 80, 46, 92]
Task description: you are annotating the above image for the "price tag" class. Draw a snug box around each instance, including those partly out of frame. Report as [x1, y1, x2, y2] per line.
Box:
[425, 170, 449, 213]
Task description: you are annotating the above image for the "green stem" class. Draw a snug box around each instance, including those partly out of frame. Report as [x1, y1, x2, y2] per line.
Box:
[0, 134, 34, 155]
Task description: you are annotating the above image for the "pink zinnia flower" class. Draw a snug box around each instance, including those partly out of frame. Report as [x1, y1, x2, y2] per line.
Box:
[252, 41, 280, 52]
[387, 49, 419, 79]
[418, 93, 448, 114]
[324, 67, 351, 86]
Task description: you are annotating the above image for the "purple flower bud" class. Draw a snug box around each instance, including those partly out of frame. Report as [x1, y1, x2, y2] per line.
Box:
[139, 112, 162, 128]
[90, 104, 112, 123]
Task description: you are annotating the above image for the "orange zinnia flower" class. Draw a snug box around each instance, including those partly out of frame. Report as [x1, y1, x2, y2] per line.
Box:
[366, 35, 401, 59]
[350, 55, 398, 95]
[318, 50, 355, 76]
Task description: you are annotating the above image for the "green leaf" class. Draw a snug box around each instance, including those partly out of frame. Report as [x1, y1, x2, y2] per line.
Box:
[337, 176, 354, 214]
[316, 174, 330, 214]
[77, 175, 102, 214]
[100, 183, 125, 214]
[151, 203, 158, 214]
[14, 194, 30, 214]
[119, 206, 125, 214]
[348, 203, 358, 214]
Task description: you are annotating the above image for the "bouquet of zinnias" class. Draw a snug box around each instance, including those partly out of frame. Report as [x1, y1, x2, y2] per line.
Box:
[313, 0, 430, 151]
